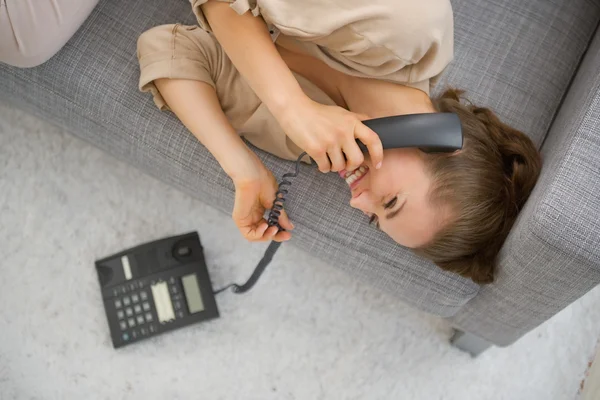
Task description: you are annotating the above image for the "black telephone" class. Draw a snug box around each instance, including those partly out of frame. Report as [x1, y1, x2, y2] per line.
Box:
[96, 113, 462, 348]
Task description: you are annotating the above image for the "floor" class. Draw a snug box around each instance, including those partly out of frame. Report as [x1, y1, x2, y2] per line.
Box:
[581, 345, 600, 399]
[1, 103, 600, 400]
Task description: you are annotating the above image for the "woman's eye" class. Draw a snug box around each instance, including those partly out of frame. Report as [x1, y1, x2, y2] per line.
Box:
[383, 196, 398, 210]
[368, 214, 380, 229]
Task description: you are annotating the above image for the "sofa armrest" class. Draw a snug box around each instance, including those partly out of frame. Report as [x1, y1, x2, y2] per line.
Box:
[449, 28, 600, 346]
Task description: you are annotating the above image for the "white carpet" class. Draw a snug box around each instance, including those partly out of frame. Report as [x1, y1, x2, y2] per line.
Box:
[1, 103, 600, 400]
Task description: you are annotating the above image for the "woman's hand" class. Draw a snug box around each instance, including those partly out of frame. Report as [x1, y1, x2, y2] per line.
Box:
[201, 2, 383, 173]
[231, 151, 294, 242]
[278, 97, 384, 173]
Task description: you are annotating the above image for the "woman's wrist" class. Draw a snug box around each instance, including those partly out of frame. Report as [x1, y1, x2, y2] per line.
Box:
[218, 144, 252, 180]
[270, 91, 313, 127]
[221, 145, 266, 184]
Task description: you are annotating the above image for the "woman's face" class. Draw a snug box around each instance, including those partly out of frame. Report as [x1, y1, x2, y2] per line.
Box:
[341, 148, 447, 248]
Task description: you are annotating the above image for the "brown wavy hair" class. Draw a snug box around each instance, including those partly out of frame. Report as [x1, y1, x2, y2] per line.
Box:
[414, 89, 542, 284]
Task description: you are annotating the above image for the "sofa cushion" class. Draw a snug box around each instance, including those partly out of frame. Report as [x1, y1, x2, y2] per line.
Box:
[434, 0, 600, 147]
[0, 0, 598, 319]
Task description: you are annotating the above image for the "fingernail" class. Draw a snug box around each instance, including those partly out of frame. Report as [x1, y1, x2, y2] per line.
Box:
[376, 162, 382, 169]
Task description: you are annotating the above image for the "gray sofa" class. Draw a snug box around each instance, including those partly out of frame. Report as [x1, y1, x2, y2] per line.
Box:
[2, 0, 599, 353]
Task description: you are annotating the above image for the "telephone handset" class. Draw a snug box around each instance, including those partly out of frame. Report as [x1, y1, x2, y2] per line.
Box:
[217, 112, 463, 294]
[361, 112, 463, 153]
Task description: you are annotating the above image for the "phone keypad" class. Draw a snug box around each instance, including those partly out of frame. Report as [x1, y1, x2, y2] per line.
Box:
[112, 284, 157, 343]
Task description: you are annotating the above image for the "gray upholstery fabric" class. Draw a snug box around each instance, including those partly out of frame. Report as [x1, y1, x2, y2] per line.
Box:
[0, 0, 599, 342]
[451, 28, 600, 346]
[434, 0, 600, 146]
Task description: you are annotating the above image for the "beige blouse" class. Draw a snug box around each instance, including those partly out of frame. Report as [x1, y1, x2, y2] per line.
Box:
[189, 0, 454, 95]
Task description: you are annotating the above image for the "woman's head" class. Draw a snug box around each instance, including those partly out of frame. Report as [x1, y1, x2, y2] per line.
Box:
[346, 88, 542, 284]
[346, 147, 448, 248]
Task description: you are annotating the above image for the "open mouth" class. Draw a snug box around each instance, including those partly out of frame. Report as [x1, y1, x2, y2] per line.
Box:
[338, 166, 369, 189]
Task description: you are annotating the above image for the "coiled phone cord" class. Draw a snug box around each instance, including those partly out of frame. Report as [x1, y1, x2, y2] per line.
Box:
[214, 152, 308, 295]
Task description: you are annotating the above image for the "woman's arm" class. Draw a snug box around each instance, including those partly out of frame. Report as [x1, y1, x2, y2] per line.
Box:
[154, 78, 293, 242]
[154, 79, 253, 180]
[201, 1, 384, 173]
[201, 1, 304, 118]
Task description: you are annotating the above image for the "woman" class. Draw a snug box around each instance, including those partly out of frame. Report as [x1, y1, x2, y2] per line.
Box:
[136, 0, 541, 284]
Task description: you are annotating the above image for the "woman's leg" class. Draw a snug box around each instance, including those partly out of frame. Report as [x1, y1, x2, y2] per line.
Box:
[0, 0, 99, 67]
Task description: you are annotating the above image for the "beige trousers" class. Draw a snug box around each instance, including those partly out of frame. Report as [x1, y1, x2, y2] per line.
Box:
[0, 0, 98, 67]
[137, 0, 454, 162]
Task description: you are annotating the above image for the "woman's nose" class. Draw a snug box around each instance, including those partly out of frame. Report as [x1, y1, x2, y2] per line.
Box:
[349, 192, 373, 213]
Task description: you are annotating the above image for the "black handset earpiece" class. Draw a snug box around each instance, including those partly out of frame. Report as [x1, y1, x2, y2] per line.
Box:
[359, 113, 463, 153]
[215, 113, 463, 295]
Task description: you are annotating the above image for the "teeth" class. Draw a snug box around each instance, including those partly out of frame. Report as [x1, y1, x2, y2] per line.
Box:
[344, 166, 367, 179]
[344, 166, 368, 186]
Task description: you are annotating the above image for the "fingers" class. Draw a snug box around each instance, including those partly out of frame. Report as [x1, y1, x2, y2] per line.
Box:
[239, 223, 292, 242]
[342, 139, 364, 171]
[255, 214, 294, 242]
[235, 209, 294, 243]
[263, 225, 292, 242]
[327, 146, 345, 172]
[272, 230, 292, 242]
[311, 150, 332, 173]
[237, 220, 270, 241]
[276, 209, 295, 231]
[354, 122, 384, 169]
[239, 221, 272, 242]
